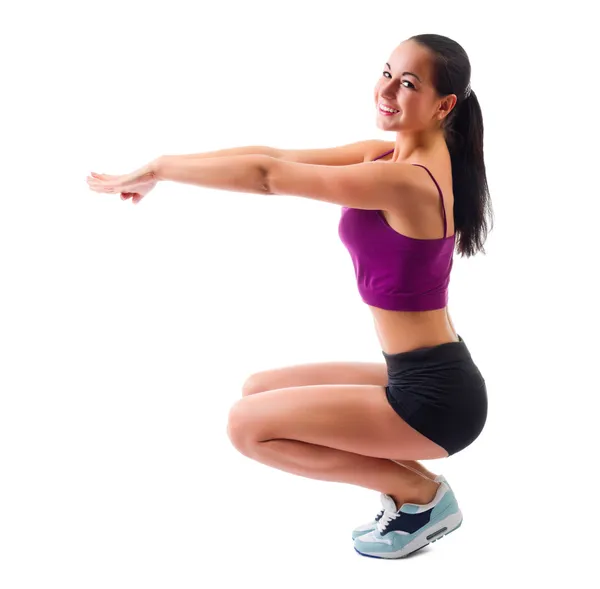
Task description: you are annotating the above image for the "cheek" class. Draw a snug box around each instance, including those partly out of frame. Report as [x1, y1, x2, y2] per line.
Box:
[403, 95, 425, 114]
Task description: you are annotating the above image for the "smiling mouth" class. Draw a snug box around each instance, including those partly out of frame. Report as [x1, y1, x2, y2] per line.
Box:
[378, 104, 400, 115]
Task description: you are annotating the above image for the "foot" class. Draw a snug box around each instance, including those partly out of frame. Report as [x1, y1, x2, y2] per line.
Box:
[351, 474, 448, 541]
[354, 480, 463, 559]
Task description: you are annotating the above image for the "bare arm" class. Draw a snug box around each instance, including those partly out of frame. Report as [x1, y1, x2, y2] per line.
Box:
[162, 139, 386, 165]
[155, 154, 270, 195]
[163, 146, 283, 161]
[154, 152, 417, 210]
[150, 139, 398, 203]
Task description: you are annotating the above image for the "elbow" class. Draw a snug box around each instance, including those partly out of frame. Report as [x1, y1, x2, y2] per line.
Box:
[260, 157, 278, 195]
[260, 166, 272, 194]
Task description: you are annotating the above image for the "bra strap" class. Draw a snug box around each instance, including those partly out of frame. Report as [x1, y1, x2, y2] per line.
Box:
[372, 148, 395, 161]
[411, 164, 447, 238]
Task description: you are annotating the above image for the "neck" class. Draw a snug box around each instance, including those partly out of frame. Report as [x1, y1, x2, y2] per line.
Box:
[390, 129, 446, 162]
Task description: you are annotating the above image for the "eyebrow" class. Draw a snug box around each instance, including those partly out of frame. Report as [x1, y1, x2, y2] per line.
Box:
[385, 63, 422, 83]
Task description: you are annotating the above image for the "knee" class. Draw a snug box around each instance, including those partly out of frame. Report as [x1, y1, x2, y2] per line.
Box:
[226, 399, 255, 455]
[240, 372, 266, 397]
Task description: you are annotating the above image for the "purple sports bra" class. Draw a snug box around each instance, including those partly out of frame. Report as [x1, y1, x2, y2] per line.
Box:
[338, 148, 455, 311]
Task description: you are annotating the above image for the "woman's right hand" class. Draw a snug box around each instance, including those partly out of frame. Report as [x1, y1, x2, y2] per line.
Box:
[90, 172, 158, 204]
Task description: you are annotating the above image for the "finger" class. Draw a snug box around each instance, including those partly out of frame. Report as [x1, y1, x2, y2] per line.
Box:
[92, 173, 118, 179]
[90, 184, 113, 194]
[86, 176, 108, 186]
[87, 175, 123, 188]
[90, 178, 120, 190]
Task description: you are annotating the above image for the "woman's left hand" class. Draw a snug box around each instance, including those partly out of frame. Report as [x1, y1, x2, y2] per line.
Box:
[86, 158, 161, 202]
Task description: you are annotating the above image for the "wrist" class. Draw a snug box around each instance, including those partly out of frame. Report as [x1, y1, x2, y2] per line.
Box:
[151, 156, 165, 181]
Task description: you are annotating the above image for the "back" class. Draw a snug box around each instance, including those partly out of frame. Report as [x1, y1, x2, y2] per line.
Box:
[338, 151, 455, 312]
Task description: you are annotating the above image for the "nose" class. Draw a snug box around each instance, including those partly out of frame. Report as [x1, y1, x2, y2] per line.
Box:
[380, 80, 400, 100]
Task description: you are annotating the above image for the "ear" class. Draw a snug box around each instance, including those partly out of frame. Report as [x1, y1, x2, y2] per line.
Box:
[438, 94, 458, 121]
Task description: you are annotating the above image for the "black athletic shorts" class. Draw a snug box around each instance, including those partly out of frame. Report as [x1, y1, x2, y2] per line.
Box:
[382, 335, 488, 456]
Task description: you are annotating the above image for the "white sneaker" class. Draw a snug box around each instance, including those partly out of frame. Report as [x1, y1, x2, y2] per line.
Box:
[353, 476, 463, 559]
[351, 474, 448, 541]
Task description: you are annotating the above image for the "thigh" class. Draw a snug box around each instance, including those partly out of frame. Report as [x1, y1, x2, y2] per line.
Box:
[228, 384, 449, 460]
[242, 361, 388, 396]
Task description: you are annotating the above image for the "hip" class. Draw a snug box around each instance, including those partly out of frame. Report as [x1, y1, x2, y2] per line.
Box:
[382, 334, 487, 412]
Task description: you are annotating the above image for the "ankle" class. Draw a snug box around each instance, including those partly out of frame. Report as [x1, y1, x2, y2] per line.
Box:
[395, 479, 440, 507]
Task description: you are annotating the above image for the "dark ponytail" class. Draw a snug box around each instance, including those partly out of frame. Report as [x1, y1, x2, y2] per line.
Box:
[410, 34, 494, 257]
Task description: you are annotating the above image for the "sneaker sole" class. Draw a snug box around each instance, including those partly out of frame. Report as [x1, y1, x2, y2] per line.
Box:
[354, 509, 463, 559]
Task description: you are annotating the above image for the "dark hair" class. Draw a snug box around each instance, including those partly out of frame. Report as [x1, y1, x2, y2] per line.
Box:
[409, 33, 493, 257]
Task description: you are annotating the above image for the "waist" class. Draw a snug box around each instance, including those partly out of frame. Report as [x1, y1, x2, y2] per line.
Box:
[370, 306, 458, 354]
[382, 334, 474, 379]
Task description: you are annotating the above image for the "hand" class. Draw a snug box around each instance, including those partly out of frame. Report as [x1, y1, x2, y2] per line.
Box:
[86, 159, 160, 204]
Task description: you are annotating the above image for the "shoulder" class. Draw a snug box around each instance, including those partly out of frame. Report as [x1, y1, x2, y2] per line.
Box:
[275, 139, 394, 166]
[362, 140, 396, 163]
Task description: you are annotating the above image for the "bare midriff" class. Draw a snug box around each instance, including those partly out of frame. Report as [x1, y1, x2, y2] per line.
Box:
[369, 305, 460, 355]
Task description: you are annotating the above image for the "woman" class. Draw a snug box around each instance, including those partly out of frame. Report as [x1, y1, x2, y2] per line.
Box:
[87, 33, 492, 559]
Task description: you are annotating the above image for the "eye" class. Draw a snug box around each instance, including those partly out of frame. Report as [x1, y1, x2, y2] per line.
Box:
[382, 72, 415, 89]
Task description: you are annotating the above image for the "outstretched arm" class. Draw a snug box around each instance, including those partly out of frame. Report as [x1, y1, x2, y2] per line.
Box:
[155, 153, 421, 210]
[89, 152, 422, 211]
[155, 154, 271, 195]
[164, 146, 282, 161]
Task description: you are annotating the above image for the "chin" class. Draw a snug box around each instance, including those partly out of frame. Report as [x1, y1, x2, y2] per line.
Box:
[376, 116, 403, 130]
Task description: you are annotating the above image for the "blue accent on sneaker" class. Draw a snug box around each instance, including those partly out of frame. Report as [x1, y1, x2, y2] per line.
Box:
[353, 479, 463, 559]
[400, 504, 421, 515]
[354, 521, 462, 559]
[351, 474, 448, 541]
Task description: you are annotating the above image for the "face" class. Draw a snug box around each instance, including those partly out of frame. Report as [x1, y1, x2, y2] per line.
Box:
[373, 40, 455, 132]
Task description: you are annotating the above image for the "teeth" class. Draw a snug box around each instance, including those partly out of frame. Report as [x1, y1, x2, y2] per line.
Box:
[380, 104, 399, 113]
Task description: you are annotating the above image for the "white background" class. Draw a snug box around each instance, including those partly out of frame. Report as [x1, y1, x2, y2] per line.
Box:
[1, 0, 598, 586]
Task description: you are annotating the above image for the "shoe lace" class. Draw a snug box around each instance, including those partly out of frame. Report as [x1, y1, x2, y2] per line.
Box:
[377, 509, 400, 534]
